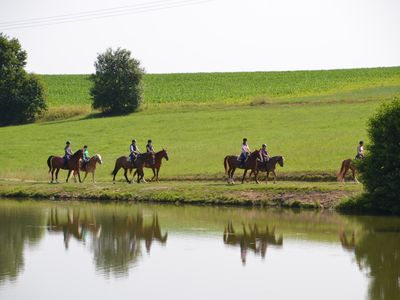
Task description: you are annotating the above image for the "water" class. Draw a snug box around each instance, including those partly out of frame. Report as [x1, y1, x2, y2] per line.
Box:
[0, 200, 399, 300]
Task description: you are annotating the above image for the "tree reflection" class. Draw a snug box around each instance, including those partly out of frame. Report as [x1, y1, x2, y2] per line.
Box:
[223, 221, 283, 264]
[47, 209, 167, 277]
[0, 205, 45, 285]
[339, 222, 400, 300]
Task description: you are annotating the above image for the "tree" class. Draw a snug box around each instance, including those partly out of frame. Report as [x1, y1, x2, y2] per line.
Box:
[90, 48, 144, 114]
[0, 34, 47, 125]
[358, 98, 400, 213]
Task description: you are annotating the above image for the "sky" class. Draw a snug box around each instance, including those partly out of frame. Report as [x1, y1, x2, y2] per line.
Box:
[0, 0, 399, 74]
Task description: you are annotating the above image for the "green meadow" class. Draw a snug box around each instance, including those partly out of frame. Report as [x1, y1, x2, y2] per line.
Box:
[0, 67, 399, 182]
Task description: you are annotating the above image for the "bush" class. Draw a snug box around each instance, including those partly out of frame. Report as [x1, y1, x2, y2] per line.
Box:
[0, 34, 47, 125]
[90, 48, 144, 114]
[358, 98, 400, 213]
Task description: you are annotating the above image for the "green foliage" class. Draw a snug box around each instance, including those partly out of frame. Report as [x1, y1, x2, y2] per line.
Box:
[358, 98, 400, 213]
[38, 67, 400, 108]
[0, 34, 47, 125]
[90, 48, 144, 114]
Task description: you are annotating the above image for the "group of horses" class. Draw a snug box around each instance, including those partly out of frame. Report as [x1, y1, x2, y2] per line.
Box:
[47, 149, 169, 184]
[46, 147, 356, 184]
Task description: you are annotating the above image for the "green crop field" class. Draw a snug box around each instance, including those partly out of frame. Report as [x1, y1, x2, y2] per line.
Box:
[1, 67, 399, 182]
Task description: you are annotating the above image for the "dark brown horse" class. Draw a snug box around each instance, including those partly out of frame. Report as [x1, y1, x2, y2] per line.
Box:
[224, 150, 260, 184]
[249, 155, 285, 184]
[47, 149, 84, 183]
[133, 149, 169, 182]
[337, 158, 358, 183]
[111, 152, 155, 183]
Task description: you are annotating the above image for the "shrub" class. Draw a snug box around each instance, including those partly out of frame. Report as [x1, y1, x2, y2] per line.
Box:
[90, 48, 144, 114]
[0, 34, 47, 125]
[358, 98, 400, 213]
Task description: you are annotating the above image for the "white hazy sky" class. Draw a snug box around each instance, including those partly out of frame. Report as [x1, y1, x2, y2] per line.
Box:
[0, 0, 399, 74]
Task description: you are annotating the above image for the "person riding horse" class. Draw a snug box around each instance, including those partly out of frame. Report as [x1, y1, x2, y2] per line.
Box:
[130, 139, 140, 165]
[63, 141, 73, 166]
[239, 138, 251, 167]
[355, 141, 364, 159]
[82, 145, 90, 168]
[146, 139, 155, 154]
[260, 143, 270, 165]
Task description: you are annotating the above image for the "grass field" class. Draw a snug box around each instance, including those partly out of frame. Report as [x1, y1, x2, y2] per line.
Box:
[0, 67, 399, 183]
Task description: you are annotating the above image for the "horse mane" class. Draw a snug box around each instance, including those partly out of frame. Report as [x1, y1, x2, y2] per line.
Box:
[72, 149, 83, 158]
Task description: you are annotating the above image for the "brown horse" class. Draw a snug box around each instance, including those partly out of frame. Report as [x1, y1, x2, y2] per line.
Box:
[111, 152, 155, 183]
[47, 149, 84, 183]
[249, 156, 285, 184]
[337, 158, 358, 183]
[133, 149, 169, 182]
[78, 154, 103, 183]
[224, 150, 261, 184]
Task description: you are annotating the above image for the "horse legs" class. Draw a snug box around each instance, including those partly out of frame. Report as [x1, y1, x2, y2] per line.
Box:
[50, 168, 54, 183]
[92, 172, 95, 183]
[123, 169, 131, 183]
[351, 166, 359, 183]
[55, 169, 60, 183]
[266, 171, 269, 184]
[156, 168, 160, 182]
[241, 169, 248, 184]
[66, 170, 71, 183]
[150, 167, 156, 182]
[82, 172, 88, 183]
[273, 170, 277, 184]
[254, 170, 260, 184]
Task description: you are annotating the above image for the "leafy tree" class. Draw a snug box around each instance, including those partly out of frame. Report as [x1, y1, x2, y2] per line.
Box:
[358, 98, 400, 213]
[90, 48, 144, 114]
[0, 33, 47, 125]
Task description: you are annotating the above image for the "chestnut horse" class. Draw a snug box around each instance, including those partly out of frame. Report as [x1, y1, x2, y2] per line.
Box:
[337, 158, 358, 183]
[111, 152, 155, 183]
[224, 150, 261, 184]
[79, 154, 103, 183]
[249, 156, 285, 184]
[133, 149, 169, 182]
[47, 149, 84, 183]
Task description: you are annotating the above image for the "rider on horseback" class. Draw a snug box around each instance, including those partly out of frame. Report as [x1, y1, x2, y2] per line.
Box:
[355, 141, 364, 159]
[260, 143, 270, 165]
[82, 145, 90, 169]
[146, 139, 155, 153]
[63, 141, 72, 166]
[239, 138, 251, 167]
[130, 139, 140, 165]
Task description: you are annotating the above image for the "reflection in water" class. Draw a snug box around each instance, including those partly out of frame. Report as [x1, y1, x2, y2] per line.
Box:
[223, 221, 283, 264]
[340, 222, 400, 300]
[0, 204, 45, 285]
[46, 208, 168, 277]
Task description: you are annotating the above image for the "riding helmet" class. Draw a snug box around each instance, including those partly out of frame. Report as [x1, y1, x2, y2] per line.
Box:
[262, 144, 267, 147]
[132, 139, 136, 143]
[148, 139, 152, 143]
[66, 141, 71, 144]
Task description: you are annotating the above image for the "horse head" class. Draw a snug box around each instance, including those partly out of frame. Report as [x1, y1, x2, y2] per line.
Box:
[94, 154, 103, 164]
[162, 148, 169, 161]
[278, 156, 284, 167]
[250, 149, 260, 159]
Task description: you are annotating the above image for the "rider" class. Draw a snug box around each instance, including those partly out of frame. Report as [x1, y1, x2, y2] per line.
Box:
[355, 141, 364, 159]
[130, 139, 140, 164]
[63, 141, 73, 166]
[260, 143, 270, 165]
[239, 138, 251, 167]
[83, 145, 90, 166]
[146, 139, 155, 153]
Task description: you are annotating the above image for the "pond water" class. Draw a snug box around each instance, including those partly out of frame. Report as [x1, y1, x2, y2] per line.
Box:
[0, 200, 399, 300]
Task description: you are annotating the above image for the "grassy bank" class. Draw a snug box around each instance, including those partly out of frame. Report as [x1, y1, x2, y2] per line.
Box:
[0, 180, 362, 209]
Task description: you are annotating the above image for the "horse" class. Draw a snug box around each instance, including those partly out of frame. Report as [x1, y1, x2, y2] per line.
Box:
[78, 154, 103, 183]
[249, 156, 285, 184]
[337, 158, 358, 183]
[133, 149, 169, 182]
[111, 152, 155, 183]
[224, 150, 261, 184]
[47, 149, 84, 183]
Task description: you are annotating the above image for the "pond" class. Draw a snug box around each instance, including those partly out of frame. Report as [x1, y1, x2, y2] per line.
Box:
[0, 200, 399, 300]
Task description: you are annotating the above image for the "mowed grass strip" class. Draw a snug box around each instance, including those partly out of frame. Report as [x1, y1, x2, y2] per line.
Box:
[0, 100, 380, 181]
[39, 66, 400, 107]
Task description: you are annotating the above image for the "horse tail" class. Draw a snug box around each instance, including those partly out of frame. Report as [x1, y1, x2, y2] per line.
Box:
[47, 156, 54, 173]
[337, 160, 346, 181]
[224, 156, 229, 174]
[111, 160, 119, 176]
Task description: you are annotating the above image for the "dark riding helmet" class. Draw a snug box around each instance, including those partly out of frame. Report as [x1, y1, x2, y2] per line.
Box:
[359, 141, 364, 144]
[66, 141, 71, 145]
[132, 139, 136, 143]
[83, 145, 88, 148]
[148, 139, 152, 143]
[243, 138, 247, 142]
[262, 143, 267, 147]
